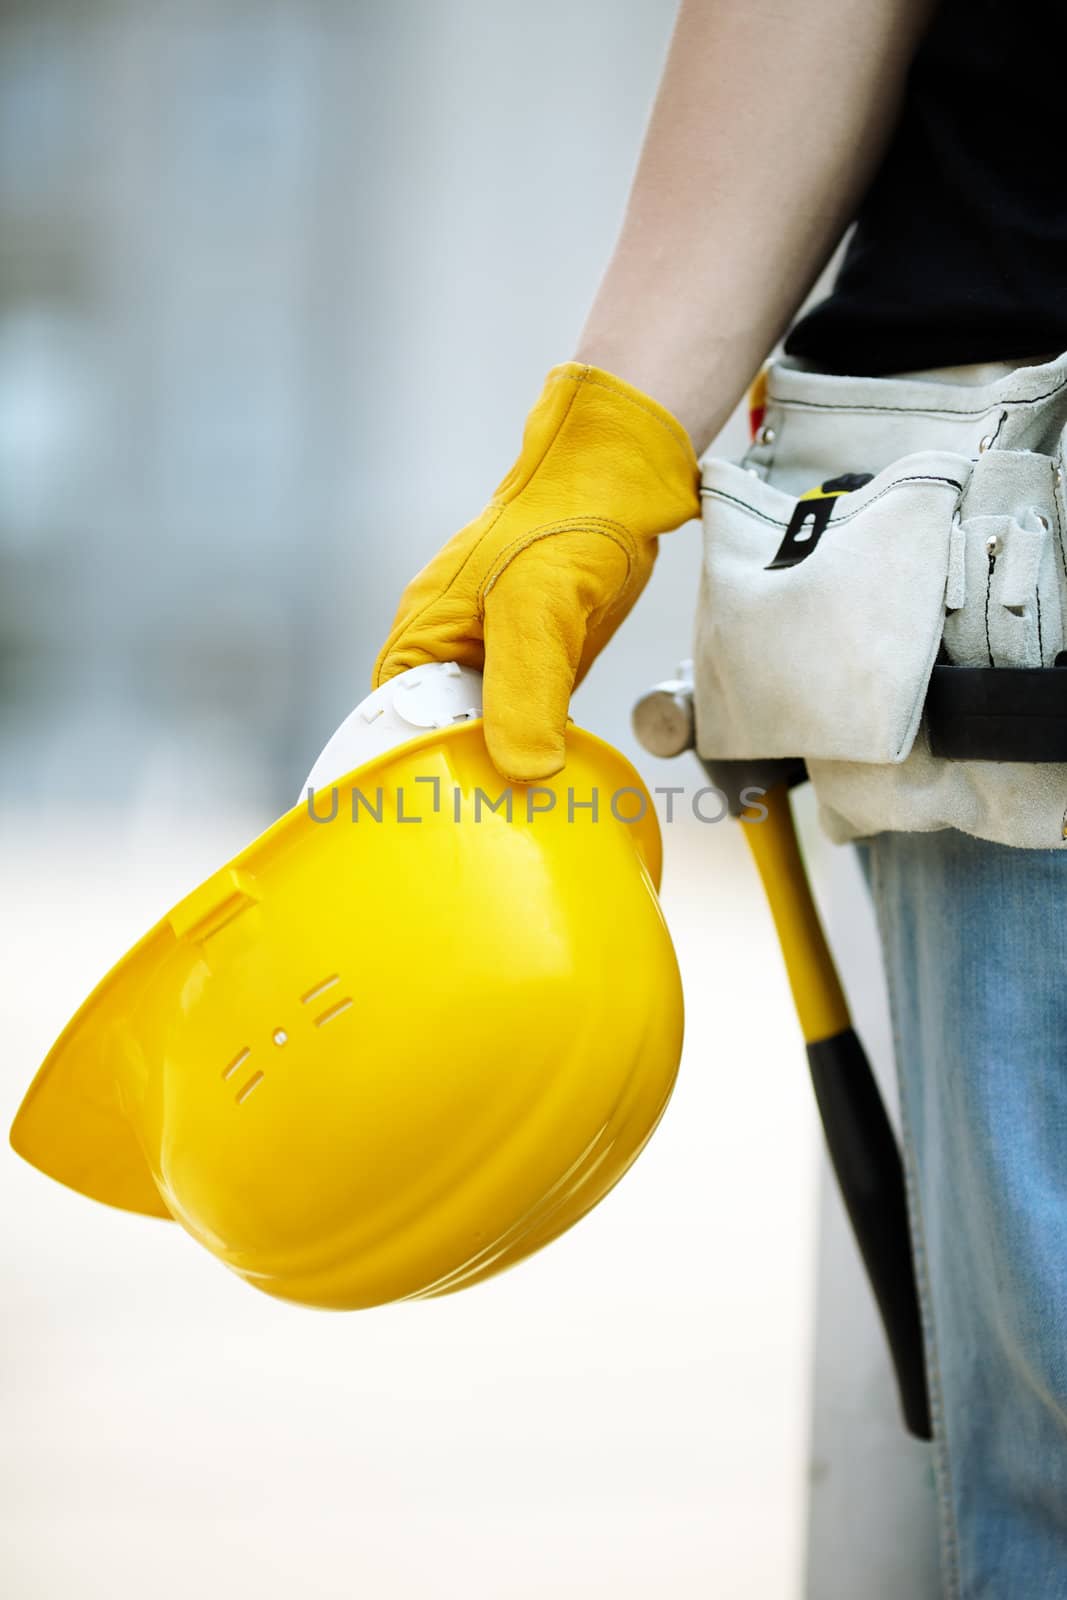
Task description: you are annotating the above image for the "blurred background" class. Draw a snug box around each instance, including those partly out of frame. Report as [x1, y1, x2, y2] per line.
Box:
[0, 0, 739, 815]
[0, 3, 935, 1596]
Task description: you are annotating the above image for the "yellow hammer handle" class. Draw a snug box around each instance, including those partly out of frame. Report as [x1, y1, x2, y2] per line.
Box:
[743, 782, 850, 1044]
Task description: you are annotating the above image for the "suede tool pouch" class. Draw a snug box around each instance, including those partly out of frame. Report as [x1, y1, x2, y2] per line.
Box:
[694, 451, 969, 765]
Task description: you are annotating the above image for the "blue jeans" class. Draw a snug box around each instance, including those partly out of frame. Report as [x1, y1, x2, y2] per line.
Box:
[859, 828, 1067, 1598]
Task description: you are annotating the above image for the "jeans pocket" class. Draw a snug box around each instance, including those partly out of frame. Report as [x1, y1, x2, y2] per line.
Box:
[693, 451, 967, 765]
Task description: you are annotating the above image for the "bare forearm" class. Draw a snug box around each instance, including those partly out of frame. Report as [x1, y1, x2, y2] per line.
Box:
[575, 0, 936, 455]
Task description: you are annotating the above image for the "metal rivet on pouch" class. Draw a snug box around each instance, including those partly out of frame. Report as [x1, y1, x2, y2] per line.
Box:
[978, 434, 994, 453]
[757, 425, 776, 446]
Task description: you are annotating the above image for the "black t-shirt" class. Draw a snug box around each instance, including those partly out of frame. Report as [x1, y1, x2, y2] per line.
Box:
[784, 0, 1067, 375]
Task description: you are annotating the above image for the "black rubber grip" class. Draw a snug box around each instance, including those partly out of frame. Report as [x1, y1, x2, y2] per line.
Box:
[806, 1028, 931, 1440]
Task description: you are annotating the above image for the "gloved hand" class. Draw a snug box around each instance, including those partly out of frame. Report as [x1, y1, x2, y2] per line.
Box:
[373, 361, 701, 782]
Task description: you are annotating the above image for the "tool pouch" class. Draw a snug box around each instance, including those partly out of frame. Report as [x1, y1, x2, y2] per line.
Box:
[694, 442, 1067, 766]
[941, 449, 1065, 669]
[929, 447, 1067, 757]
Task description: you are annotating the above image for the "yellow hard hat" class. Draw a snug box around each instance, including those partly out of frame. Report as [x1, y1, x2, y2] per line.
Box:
[10, 664, 683, 1309]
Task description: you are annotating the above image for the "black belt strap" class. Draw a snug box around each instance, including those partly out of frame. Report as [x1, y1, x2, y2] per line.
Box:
[926, 662, 1067, 762]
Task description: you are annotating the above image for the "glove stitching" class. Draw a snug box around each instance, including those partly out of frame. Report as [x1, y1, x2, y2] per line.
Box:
[371, 501, 512, 685]
[570, 368, 697, 460]
[374, 363, 691, 683]
[478, 518, 640, 616]
[375, 382, 590, 682]
[489, 372, 696, 508]
[488, 369, 585, 508]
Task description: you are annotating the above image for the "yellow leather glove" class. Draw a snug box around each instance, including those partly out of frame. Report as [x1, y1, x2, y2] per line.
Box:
[373, 361, 701, 782]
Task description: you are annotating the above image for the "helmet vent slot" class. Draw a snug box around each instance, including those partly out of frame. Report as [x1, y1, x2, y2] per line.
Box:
[235, 1070, 265, 1105]
[313, 997, 353, 1029]
[301, 974, 340, 1006]
[222, 1047, 250, 1082]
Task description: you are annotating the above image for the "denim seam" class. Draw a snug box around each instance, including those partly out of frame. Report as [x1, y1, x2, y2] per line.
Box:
[871, 842, 963, 1600]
